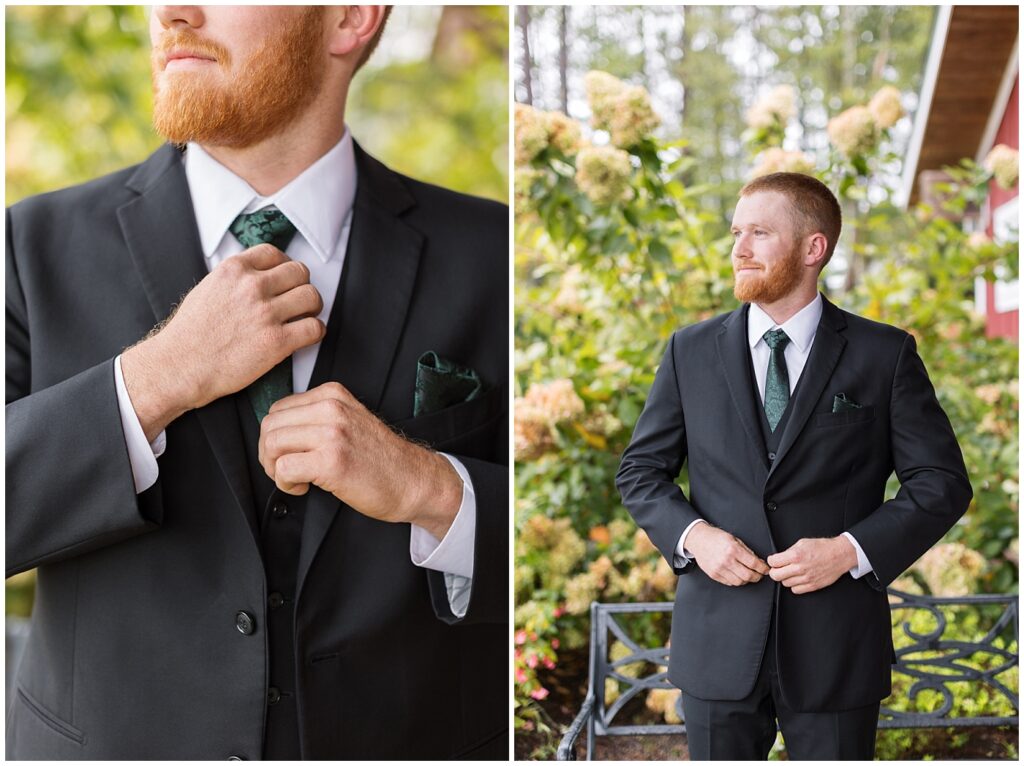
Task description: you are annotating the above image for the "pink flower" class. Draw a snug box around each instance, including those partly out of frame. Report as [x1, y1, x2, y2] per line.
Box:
[551, 638, 561, 649]
[553, 607, 565, 618]
[530, 687, 550, 701]
[529, 632, 538, 641]
[515, 648, 523, 659]
[523, 720, 535, 731]
[543, 658, 556, 670]
[515, 668, 528, 683]
[515, 630, 527, 645]
[527, 654, 539, 669]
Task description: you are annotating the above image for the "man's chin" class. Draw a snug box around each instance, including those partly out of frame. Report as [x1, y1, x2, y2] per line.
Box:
[733, 272, 765, 303]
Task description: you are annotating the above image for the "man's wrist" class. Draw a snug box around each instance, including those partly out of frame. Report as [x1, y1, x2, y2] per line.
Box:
[402, 447, 463, 540]
[833, 534, 859, 572]
[121, 336, 193, 442]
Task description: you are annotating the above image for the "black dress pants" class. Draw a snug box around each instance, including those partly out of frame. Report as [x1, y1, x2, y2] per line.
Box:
[679, 613, 880, 760]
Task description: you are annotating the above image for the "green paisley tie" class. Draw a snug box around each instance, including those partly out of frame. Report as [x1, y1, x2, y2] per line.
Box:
[229, 209, 299, 423]
[762, 328, 791, 432]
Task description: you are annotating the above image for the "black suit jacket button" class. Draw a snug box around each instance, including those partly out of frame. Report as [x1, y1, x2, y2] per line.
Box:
[267, 687, 281, 705]
[766, 501, 778, 512]
[227, 756, 245, 761]
[768, 451, 776, 460]
[235, 611, 256, 635]
[272, 501, 289, 518]
[268, 592, 285, 609]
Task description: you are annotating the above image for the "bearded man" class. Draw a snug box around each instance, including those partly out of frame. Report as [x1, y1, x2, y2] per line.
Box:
[6, 6, 506, 760]
[616, 173, 971, 760]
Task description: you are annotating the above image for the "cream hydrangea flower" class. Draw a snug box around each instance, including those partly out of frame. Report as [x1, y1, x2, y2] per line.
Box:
[912, 542, 986, 597]
[750, 148, 815, 179]
[984, 144, 1019, 190]
[827, 105, 880, 157]
[575, 145, 634, 206]
[584, 70, 659, 148]
[868, 85, 904, 129]
[746, 84, 796, 130]
[515, 103, 549, 165]
[545, 111, 583, 156]
[524, 379, 585, 423]
[514, 399, 555, 461]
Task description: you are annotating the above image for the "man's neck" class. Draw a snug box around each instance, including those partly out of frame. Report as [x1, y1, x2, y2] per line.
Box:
[755, 284, 820, 326]
[199, 99, 349, 196]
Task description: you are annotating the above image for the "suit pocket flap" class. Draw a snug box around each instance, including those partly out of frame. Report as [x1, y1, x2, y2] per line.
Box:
[813, 405, 876, 428]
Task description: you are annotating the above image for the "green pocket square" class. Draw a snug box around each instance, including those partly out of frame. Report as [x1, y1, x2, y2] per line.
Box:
[832, 392, 863, 413]
[414, 351, 484, 417]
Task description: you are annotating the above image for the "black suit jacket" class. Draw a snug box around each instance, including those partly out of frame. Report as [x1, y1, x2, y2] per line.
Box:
[6, 143, 508, 759]
[616, 295, 971, 712]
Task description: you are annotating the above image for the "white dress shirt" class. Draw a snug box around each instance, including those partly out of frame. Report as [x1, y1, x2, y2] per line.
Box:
[673, 293, 873, 579]
[113, 129, 474, 616]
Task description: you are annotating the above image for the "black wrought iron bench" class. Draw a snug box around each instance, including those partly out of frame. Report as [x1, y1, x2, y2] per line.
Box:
[557, 592, 1019, 760]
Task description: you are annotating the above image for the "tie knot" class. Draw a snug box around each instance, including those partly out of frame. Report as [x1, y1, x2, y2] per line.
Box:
[763, 328, 790, 350]
[230, 209, 297, 251]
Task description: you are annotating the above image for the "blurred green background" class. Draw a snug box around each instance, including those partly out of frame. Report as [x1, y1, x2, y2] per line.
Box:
[5, 5, 508, 617]
[6, 5, 509, 205]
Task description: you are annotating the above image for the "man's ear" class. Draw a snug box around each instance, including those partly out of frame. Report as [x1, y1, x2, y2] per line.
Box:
[327, 6, 388, 59]
[804, 232, 828, 270]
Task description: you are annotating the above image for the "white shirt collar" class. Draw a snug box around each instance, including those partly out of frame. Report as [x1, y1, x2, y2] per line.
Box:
[747, 292, 823, 353]
[183, 128, 357, 263]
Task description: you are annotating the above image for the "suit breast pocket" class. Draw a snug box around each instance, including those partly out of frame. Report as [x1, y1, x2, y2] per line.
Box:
[389, 385, 505, 456]
[813, 405, 876, 428]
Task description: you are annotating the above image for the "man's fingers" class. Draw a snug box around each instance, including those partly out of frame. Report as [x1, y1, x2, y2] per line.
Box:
[769, 563, 800, 582]
[766, 549, 795, 568]
[232, 243, 290, 271]
[280, 316, 326, 354]
[261, 424, 337, 468]
[734, 544, 771, 576]
[262, 259, 312, 297]
[271, 282, 324, 323]
[275, 451, 318, 491]
[268, 381, 356, 415]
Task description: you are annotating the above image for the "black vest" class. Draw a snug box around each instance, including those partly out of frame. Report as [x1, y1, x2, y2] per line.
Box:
[235, 396, 305, 760]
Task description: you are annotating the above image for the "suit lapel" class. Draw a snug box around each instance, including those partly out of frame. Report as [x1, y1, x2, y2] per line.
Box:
[716, 304, 771, 472]
[116, 144, 259, 548]
[296, 142, 425, 601]
[766, 293, 848, 482]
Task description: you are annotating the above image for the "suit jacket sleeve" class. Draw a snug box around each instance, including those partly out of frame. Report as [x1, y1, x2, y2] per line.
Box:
[5, 208, 162, 578]
[616, 332, 704, 574]
[846, 333, 972, 587]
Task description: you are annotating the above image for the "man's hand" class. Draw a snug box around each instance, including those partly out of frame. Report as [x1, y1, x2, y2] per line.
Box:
[767, 537, 858, 594]
[258, 382, 464, 539]
[686, 523, 770, 586]
[121, 245, 325, 441]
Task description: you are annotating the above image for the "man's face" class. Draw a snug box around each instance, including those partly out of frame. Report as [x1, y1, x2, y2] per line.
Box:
[150, 6, 327, 147]
[730, 191, 808, 304]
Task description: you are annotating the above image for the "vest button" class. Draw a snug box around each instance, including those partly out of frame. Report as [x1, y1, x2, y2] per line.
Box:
[268, 592, 285, 609]
[768, 452, 776, 460]
[272, 501, 289, 518]
[267, 687, 281, 705]
[227, 756, 245, 761]
[235, 611, 256, 635]
[765, 501, 778, 513]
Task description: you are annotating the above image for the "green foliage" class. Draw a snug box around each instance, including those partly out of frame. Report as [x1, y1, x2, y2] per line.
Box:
[348, 6, 508, 203]
[6, 6, 158, 203]
[514, 69, 1018, 756]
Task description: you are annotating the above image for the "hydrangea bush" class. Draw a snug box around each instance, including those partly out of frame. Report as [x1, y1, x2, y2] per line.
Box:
[514, 72, 1018, 753]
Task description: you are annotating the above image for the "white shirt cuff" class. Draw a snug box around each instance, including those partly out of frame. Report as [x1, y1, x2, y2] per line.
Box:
[409, 454, 475, 618]
[842, 531, 874, 578]
[114, 354, 167, 494]
[673, 519, 707, 568]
